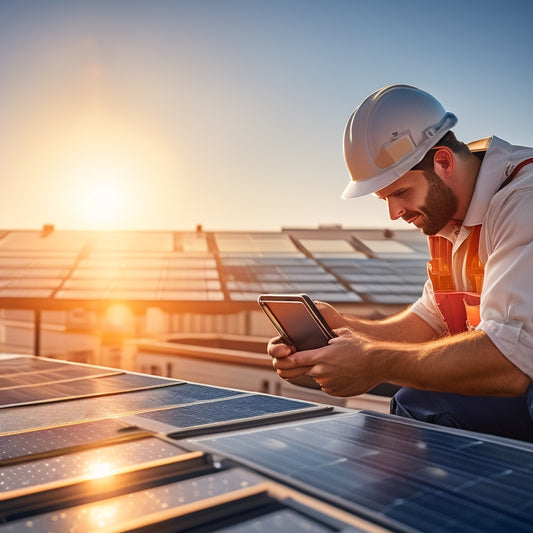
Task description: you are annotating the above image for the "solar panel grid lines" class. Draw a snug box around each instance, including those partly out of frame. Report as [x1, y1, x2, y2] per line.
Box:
[0, 467, 376, 533]
[0, 354, 71, 375]
[0, 228, 431, 306]
[0, 369, 181, 408]
[0, 382, 245, 434]
[0, 368, 122, 390]
[186, 412, 533, 532]
[0, 440, 210, 520]
[0, 418, 153, 465]
[127, 394, 332, 438]
[1, 356, 533, 531]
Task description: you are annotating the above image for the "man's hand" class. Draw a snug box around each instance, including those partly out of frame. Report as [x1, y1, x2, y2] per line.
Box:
[313, 301, 351, 329]
[267, 335, 315, 379]
[267, 335, 318, 388]
[268, 328, 381, 397]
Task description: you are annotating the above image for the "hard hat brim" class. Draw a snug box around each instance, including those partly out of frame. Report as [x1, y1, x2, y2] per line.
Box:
[341, 173, 399, 199]
[341, 111, 458, 199]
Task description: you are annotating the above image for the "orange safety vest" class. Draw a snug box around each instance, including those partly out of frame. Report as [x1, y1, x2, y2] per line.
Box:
[427, 158, 533, 334]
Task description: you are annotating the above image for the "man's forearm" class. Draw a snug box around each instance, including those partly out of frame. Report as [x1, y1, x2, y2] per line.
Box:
[375, 329, 531, 396]
[344, 307, 438, 343]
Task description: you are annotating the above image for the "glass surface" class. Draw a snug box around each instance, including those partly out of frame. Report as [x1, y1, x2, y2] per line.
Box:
[140, 394, 318, 432]
[159, 279, 221, 290]
[0, 232, 89, 251]
[0, 289, 53, 298]
[0, 419, 143, 462]
[0, 366, 118, 389]
[162, 268, 219, 280]
[220, 257, 315, 266]
[0, 373, 177, 407]
[6, 279, 61, 289]
[0, 437, 185, 493]
[0, 384, 242, 433]
[177, 234, 210, 253]
[157, 290, 224, 301]
[359, 239, 416, 255]
[300, 239, 366, 256]
[215, 234, 300, 254]
[0, 354, 70, 375]
[70, 268, 159, 279]
[165, 257, 217, 268]
[79, 257, 165, 269]
[0, 468, 266, 532]
[89, 232, 174, 252]
[192, 412, 533, 532]
[216, 508, 339, 533]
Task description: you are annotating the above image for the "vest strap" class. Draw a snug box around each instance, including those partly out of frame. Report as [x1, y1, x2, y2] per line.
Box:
[429, 158, 533, 333]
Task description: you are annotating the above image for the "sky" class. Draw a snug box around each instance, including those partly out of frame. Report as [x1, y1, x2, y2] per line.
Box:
[0, 0, 532, 232]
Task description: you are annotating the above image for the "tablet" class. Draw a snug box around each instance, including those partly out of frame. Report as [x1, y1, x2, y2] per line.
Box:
[257, 294, 337, 351]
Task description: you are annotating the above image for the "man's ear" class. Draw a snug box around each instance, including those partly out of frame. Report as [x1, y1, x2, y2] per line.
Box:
[433, 147, 455, 180]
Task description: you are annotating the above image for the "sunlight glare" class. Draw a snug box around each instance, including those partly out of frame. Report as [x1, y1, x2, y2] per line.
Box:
[77, 163, 125, 228]
[87, 460, 115, 479]
[85, 183, 121, 224]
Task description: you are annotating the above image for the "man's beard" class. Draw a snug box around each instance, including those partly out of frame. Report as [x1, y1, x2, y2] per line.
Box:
[416, 170, 458, 235]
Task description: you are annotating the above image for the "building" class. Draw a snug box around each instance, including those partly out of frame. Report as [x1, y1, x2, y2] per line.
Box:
[0, 225, 428, 407]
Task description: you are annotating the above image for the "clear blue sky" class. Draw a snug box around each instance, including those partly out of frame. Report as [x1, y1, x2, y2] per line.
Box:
[1, 0, 532, 231]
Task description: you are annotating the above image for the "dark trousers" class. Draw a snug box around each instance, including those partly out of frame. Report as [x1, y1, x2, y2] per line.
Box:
[390, 384, 533, 442]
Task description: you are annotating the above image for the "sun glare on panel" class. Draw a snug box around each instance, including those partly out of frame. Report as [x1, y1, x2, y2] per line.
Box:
[87, 460, 115, 480]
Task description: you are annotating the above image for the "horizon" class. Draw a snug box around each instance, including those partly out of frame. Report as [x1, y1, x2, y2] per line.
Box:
[1, 0, 532, 232]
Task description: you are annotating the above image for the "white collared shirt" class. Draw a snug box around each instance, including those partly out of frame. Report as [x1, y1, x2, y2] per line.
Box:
[411, 136, 533, 378]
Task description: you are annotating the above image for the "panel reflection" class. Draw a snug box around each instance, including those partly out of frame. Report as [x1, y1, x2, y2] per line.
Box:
[1, 468, 264, 532]
[0, 438, 184, 493]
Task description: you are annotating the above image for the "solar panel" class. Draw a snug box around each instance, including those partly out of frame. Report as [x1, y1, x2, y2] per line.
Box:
[1, 356, 533, 532]
[89, 232, 175, 252]
[132, 394, 331, 436]
[187, 411, 533, 532]
[214, 233, 301, 254]
[0, 436, 187, 494]
[0, 468, 367, 533]
[0, 372, 177, 407]
[0, 354, 73, 375]
[0, 232, 89, 252]
[0, 384, 244, 433]
[0, 228, 433, 309]
[0, 419, 149, 464]
[0, 366, 119, 389]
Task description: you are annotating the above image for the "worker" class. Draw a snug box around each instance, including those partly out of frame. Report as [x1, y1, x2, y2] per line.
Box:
[268, 84, 533, 441]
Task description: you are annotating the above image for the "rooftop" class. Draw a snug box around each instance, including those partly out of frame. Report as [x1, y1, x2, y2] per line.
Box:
[0, 226, 429, 311]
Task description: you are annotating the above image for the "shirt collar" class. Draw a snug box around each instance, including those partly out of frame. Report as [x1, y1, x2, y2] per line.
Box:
[433, 136, 513, 241]
[461, 136, 514, 227]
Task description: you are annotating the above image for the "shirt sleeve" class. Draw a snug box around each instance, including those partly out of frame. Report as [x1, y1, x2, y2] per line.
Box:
[477, 178, 533, 379]
[410, 279, 448, 337]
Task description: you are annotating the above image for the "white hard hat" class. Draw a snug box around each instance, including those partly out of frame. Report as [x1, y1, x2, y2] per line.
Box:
[342, 84, 457, 198]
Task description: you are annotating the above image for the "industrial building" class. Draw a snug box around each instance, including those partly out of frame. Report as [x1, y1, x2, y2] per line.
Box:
[0, 225, 427, 408]
[1, 226, 533, 531]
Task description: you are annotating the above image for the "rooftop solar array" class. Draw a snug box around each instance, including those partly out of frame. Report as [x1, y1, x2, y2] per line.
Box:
[1, 354, 533, 532]
[0, 228, 429, 311]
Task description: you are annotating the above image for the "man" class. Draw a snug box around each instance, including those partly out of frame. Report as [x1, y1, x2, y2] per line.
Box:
[268, 84, 533, 441]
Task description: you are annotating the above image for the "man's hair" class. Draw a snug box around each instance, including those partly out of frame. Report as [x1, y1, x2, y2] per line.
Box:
[411, 131, 470, 171]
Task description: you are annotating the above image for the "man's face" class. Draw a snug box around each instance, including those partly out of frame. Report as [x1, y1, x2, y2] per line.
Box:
[418, 168, 458, 235]
[376, 168, 458, 236]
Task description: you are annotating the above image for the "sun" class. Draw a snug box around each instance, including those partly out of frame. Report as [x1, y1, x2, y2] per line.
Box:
[82, 182, 121, 226]
[75, 161, 128, 229]
[41, 111, 176, 231]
